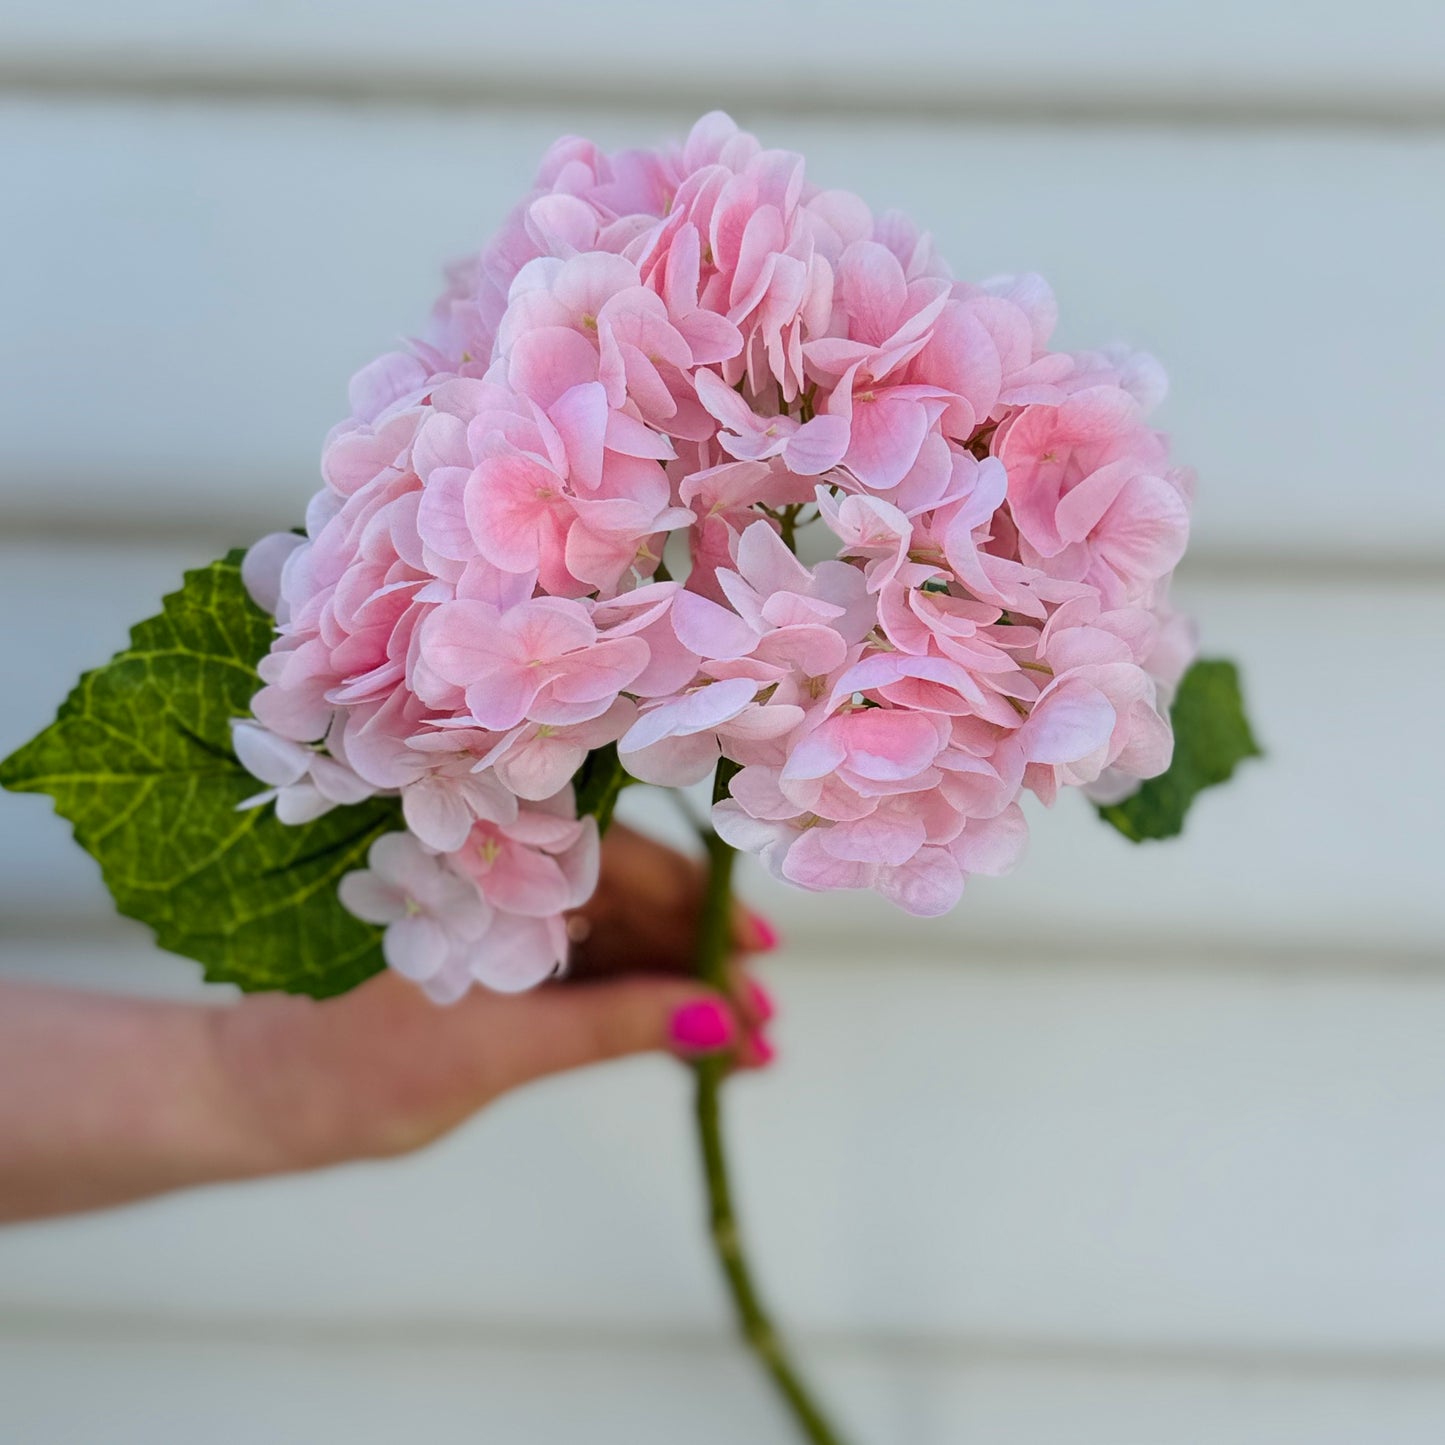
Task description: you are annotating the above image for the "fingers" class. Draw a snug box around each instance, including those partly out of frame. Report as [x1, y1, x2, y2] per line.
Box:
[732, 905, 780, 955]
[565, 822, 781, 981]
[564, 824, 704, 979]
[462, 959, 782, 1090]
[266, 954, 781, 1167]
[477, 977, 746, 1092]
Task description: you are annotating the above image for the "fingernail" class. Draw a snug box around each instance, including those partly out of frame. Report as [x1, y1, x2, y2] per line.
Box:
[669, 999, 736, 1055]
[745, 975, 777, 1024]
[742, 910, 781, 953]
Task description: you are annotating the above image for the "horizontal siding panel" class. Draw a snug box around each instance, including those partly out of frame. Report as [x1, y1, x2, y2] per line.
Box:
[2, 2, 1444, 109]
[4, 938, 1445, 1353]
[4, 1326, 1445, 1445]
[0, 541, 1438, 952]
[1, 99, 1442, 559]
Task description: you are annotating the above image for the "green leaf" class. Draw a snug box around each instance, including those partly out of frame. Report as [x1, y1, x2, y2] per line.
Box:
[1097, 658, 1261, 842]
[0, 552, 399, 997]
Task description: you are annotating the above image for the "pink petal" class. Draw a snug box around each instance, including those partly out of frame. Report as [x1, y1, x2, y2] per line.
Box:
[837, 241, 907, 343]
[498, 735, 588, 801]
[347, 352, 428, 424]
[843, 392, 933, 491]
[231, 721, 310, 788]
[649, 677, 760, 745]
[546, 635, 650, 707]
[1094, 474, 1191, 587]
[242, 533, 305, 615]
[604, 408, 677, 460]
[1019, 678, 1116, 764]
[671, 589, 758, 659]
[383, 914, 451, 981]
[402, 778, 477, 854]
[781, 414, 849, 475]
[464, 671, 540, 732]
[473, 912, 564, 993]
[416, 466, 476, 562]
[695, 366, 763, 433]
[336, 870, 406, 925]
[710, 799, 796, 855]
[419, 600, 507, 686]
[508, 326, 600, 408]
[780, 829, 871, 893]
[547, 382, 608, 491]
[950, 805, 1029, 876]
[875, 847, 965, 916]
[483, 845, 573, 918]
[820, 811, 927, 866]
[618, 729, 722, 786]
[468, 454, 568, 574]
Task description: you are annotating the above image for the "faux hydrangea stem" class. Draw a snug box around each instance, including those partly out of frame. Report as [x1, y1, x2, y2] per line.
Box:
[692, 822, 850, 1445]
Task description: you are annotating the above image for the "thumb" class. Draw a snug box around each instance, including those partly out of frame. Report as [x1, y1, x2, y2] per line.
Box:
[484, 977, 743, 1092]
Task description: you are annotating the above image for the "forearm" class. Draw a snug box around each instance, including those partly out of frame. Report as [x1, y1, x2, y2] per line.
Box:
[0, 982, 285, 1223]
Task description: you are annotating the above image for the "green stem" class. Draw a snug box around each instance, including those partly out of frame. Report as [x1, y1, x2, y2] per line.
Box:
[691, 779, 851, 1445]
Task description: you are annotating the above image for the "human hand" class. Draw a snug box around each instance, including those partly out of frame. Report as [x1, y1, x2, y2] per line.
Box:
[211, 823, 780, 1170]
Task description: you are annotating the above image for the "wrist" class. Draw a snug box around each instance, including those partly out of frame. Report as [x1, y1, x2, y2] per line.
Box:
[208, 985, 438, 1174]
[205, 998, 348, 1177]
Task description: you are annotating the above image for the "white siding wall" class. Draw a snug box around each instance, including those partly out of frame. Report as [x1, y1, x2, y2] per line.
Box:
[1, 8, 1442, 1441]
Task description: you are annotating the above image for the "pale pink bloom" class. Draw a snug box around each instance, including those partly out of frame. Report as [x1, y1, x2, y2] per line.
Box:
[242, 110, 1204, 989]
[714, 787, 967, 916]
[782, 829, 966, 917]
[232, 721, 375, 823]
[1020, 645, 1172, 791]
[401, 762, 517, 854]
[590, 582, 703, 697]
[648, 221, 745, 365]
[241, 531, 307, 621]
[476, 700, 636, 801]
[710, 794, 809, 875]
[497, 252, 643, 356]
[804, 240, 950, 380]
[829, 649, 1021, 729]
[713, 519, 873, 674]
[338, 833, 493, 1002]
[695, 368, 848, 475]
[321, 408, 424, 499]
[946, 804, 1029, 876]
[677, 458, 812, 602]
[619, 676, 792, 786]
[250, 637, 337, 742]
[782, 706, 950, 800]
[471, 909, 573, 994]
[998, 387, 1188, 602]
[824, 365, 951, 491]
[464, 447, 576, 589]
[816, 489, 912, 593]
[449, 805, 599, 933]
[419, 597, 649, 731]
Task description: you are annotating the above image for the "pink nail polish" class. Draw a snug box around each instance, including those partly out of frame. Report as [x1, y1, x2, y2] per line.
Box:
[747, 911, 781, 952]
[669, 999, 736, 1054]
[745, 976, 777, 1024]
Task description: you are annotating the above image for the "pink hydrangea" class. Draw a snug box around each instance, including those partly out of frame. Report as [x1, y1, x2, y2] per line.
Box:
[239, 112, 1196, 998]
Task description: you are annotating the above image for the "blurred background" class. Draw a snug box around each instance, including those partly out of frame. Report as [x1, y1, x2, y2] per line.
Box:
[1, 4, 1443, 1442]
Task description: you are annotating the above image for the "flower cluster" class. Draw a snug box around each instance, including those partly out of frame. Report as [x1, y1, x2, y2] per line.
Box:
[239, 112, 1196, 1001]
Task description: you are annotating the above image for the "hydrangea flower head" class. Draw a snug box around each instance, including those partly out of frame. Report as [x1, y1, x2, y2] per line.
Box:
[240, 112, 1195, 998]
